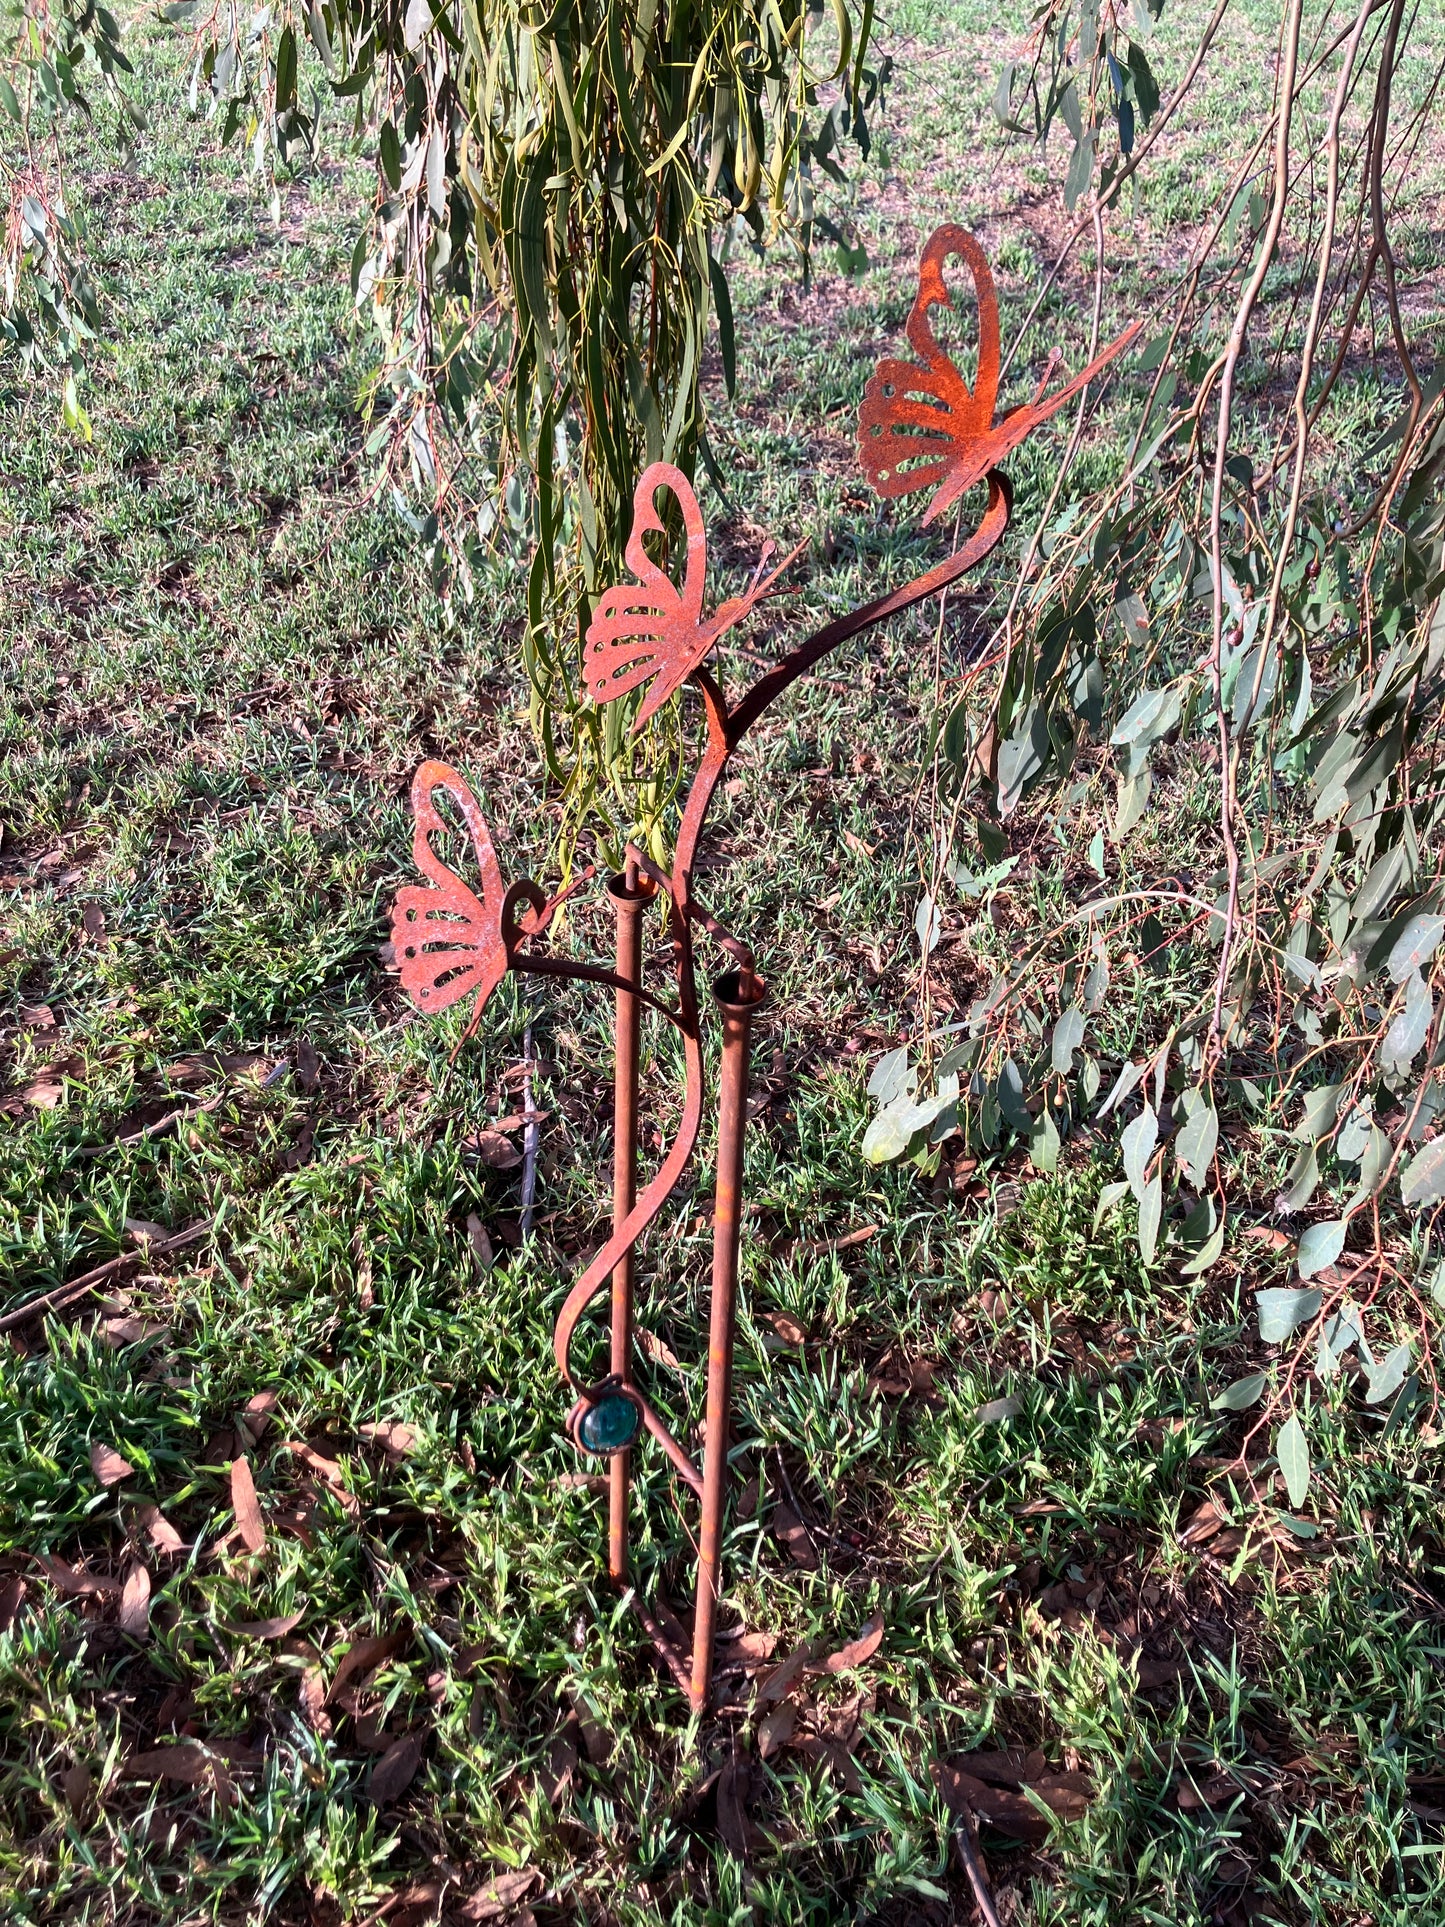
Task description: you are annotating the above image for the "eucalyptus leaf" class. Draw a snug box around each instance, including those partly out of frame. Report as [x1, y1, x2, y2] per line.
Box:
[1276, 1414, 1311, 1508]
[1364, 1340, 1412, 1406]
[1030, 1106, 1060, 1174]
[1111, 684, 1182, 749]
[1180, 1219, 1225, 1274]
[1121, 1102, 1158, 1201]
[1387, 912, 1445, 982]
[1175, 1103, 1218, 1187]
[1277, 1144, 1320, 1212]
[1052, 1005, 1086, 1075]
[1137, 1171, 1162, 1264]
[1210, 1372, 1266, 1411]
[976, 1395, 1022, 1424]
[1094, 1179, 1130, 1228]
[1257, 1286, 1323, 1343]
[1292, 1082, 1344, 1144]
[1381, 968, 1432, 1075]
[1400, 1135, 1445, 1209]
[867, 1047, 912, 1103]
[1296, 1219, 1345, 1280]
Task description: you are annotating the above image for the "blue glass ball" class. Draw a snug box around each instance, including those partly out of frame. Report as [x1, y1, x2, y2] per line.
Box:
[577, 1390, 641, 1454]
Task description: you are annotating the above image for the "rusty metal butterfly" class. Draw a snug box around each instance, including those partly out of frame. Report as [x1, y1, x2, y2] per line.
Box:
[859, 224, 1142, 526]
[584, 461, 803, 730]
[390, 760, 513, 1050]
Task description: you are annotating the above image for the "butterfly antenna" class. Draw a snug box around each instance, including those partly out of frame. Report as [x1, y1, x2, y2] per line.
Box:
[745, 540, 777, 599]
[1030, 347, 1064, 407]
[751, 533, 810, 604]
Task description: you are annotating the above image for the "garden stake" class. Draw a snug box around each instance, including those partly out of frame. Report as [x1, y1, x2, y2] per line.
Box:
[387, 225, 1139, 1708]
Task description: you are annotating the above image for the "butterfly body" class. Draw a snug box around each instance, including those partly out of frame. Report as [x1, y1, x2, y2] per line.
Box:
[859, 224, 1141, 524]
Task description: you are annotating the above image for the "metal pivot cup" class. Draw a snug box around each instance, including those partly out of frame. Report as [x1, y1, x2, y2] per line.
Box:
[690, 966, 766, 1711]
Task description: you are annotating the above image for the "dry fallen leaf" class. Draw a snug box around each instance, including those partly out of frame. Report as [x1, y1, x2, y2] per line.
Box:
[90, 1442, 134, 1487]
[772, 1502, 819, 1571]
[636, 1326, 683, 1370]
[466, 1213, 494, 1275]
[81, 902, 106, 943]
[369, 1735, 423, 1805]
[1243, 1226, 1293, 1252]
[764, 1310, 807, 1347]
[570, 1694, 613, 1766]
[716, 1750, 761, 1858]
[757, 1702, 797, 1759]
[358, 1420, 419, 1459]
[279, 1440, 352, 1491]
[327, 1630, 409, 1705]
[758, 1642, 814, 1705]
[119, 1563, 152, 1640]
[542, 1715, 579, 1805]
[794, 1733, 864, 1792]
[123, 1218, 170, 1248]
[230, 1457, 266, 1553]
[817, 1613, 884, 1675]
[718, 1625, 776, 1665]
[100, 1315, 168, 1348]
[236, 1391, 279, 1448]
[125, 1740, 263, 1784]
[457, 1869, 540, 1922]
[33, 1555, 120, 1597]
[1175, 1771, 1241, 1810]
[469, 1130, 523, 1170]
[1178, 1499, 1228, 1547]
[0, 1576, 27, 1632]
[956, 1748, 1047, 1788]
[934, 1760, 1093, 1843]
[300, 1666, 332, 1735]
[60, 1763, 92, 1811]
[230, 1612, 304, 1639]
[296, 1037, 320, 1092]
[16, 1076, 64, 1110]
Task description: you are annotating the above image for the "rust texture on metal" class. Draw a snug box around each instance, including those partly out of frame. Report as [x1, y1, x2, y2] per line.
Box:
[387, 226, 1136, 1710]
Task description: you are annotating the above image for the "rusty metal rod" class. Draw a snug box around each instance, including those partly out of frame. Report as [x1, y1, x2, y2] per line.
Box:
[608, 862, 647, 1581]
[690, 969, 763, 1709]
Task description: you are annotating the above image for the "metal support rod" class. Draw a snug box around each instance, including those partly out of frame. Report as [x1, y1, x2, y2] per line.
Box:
[690, 967, 762, 1710]
[608, 862, 647, 1581]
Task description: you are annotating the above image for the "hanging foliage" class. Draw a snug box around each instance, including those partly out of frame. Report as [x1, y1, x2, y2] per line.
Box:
[862, 0, 1445, 1497]
[3, 0, 885, 855]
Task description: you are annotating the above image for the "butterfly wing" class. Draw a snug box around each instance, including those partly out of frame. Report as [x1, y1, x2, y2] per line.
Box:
[585, 462, 712, 728]
[390, 760, 510, 1022]
[858, 226, 1002, 526]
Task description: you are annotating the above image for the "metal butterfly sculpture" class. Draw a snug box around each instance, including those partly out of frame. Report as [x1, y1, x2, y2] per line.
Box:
[859, 224, 1142, 526]
[584, 461, 807, 731]
[388, 225, 1137, 1711]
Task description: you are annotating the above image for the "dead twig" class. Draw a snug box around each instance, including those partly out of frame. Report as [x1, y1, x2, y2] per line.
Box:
[73, 1093, 222, 1158]
[953, 1807, 1004, 1927]
[0, 1220, 213, 1333]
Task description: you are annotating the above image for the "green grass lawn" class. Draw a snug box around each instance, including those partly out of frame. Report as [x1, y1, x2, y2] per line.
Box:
[3, 3, 1445, 1923]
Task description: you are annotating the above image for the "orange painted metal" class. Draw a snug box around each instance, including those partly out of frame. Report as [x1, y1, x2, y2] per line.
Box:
[387, 225, 1131, 1706]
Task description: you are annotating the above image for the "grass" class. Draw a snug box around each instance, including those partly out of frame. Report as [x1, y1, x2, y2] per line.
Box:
[3, 2, 1445, 1923]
